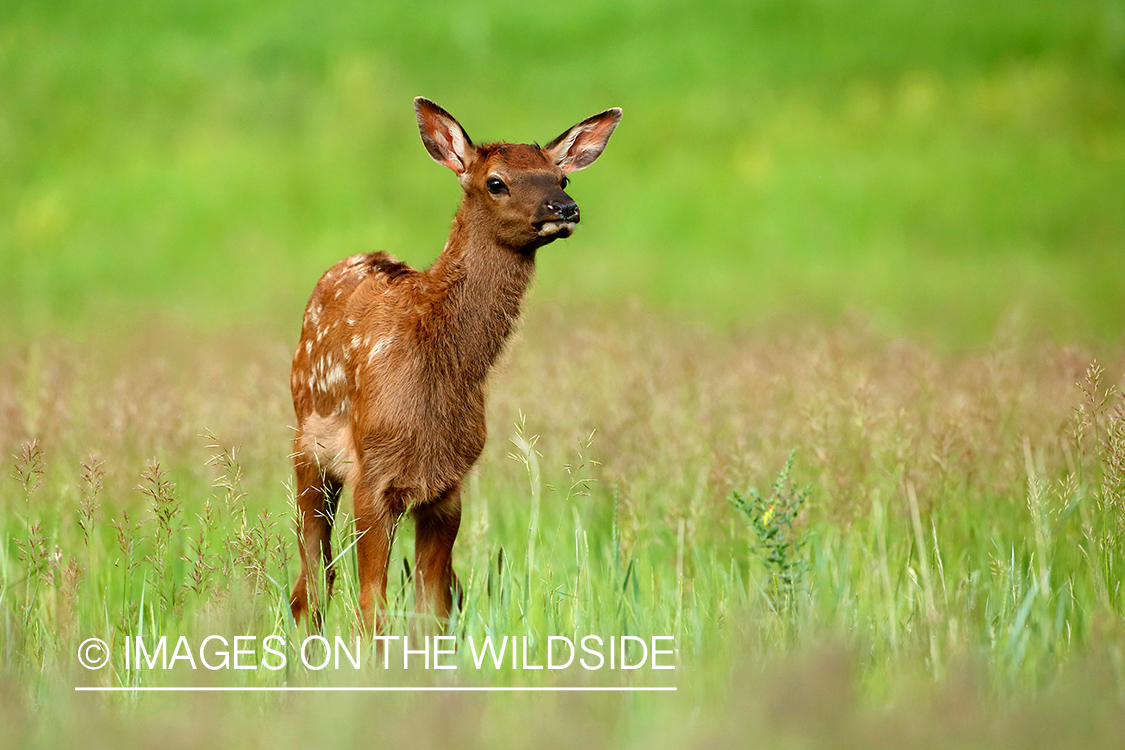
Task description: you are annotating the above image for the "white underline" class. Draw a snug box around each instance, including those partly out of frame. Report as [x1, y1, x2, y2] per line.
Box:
[75, 686, 676, 693]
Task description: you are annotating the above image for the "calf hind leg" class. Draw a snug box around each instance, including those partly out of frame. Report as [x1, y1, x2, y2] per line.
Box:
[289, 448, 342, 629]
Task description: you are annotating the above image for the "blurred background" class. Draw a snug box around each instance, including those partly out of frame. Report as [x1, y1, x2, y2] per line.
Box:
[2, 0, 1123, 346]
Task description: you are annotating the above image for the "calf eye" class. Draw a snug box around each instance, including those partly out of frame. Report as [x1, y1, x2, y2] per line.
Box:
[561, 176, 569, 189]
[486, 177, 506, 194]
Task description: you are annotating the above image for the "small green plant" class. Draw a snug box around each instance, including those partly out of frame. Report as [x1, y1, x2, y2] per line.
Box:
[11, 439, 45, 508]
[77, 453, 105, 548]
[138, 458, 184, 616]
[204, 432, 287, 596]
[730, 451, 810, 615]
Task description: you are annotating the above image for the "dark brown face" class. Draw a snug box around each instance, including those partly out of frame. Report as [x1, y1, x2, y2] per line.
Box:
[465, 143, 579, 250]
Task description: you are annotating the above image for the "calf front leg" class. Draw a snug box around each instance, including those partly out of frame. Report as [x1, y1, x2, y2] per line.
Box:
[354, 477, 401, 635]
[413, 485, 462, 631]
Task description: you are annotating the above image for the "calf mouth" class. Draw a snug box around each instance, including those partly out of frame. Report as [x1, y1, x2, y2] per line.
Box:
[535, 220, 577, 238]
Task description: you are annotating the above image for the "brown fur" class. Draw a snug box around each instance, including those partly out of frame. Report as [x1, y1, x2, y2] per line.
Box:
[289, 98, 621, 632]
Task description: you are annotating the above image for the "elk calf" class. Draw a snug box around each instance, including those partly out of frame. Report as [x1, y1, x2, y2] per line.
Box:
[289, 98, 621, 632]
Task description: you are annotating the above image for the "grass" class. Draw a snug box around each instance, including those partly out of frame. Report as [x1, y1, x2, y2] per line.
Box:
[2, 309, 1125, 746]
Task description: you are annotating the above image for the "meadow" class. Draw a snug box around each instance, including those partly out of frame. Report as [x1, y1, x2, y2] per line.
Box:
[3, 0, 1125, 747]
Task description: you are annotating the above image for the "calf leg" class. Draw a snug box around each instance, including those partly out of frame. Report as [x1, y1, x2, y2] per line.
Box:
[413, 485, 462, 631]
[354, 477, 401, 635]
[289, 444, 342, 629]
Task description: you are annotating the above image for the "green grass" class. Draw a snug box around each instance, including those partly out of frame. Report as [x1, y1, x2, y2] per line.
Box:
[2, 313, 1125, 747]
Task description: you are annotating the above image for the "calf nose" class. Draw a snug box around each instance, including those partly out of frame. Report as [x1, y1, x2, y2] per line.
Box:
[547, 200, 580, 223]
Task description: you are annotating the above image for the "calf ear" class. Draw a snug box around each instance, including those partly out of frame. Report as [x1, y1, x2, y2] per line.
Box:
[545, 108, 622, 173]
[414, 97, 474, 174]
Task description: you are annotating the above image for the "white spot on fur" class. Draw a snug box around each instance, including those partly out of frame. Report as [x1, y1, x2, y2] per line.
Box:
[304, 302, 321, 328]
[367, 335, 394, 365]
[325, 363, 346, 389]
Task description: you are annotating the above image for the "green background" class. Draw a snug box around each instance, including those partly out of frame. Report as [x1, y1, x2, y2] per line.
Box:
[3, 0, 1123, 345]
